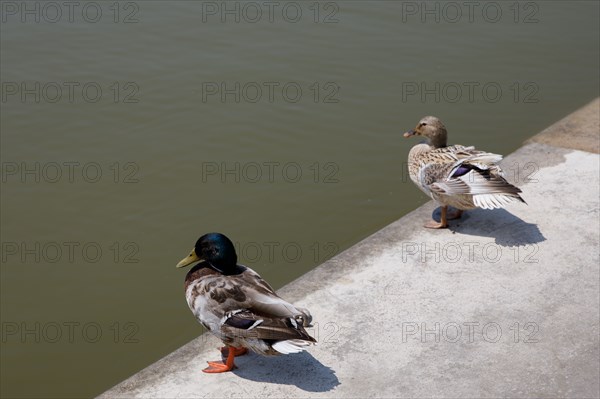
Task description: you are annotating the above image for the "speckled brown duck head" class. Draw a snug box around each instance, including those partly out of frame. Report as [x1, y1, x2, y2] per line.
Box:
[176, 232, 240, 275]
[403, 116, 448, 148]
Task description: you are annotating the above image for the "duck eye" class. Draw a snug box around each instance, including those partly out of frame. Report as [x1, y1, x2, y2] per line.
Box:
[420, 122, 427, 126]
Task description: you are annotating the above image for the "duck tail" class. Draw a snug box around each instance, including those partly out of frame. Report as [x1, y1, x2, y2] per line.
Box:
[272, 339, 314, 354]
[473, 192, 526, 209]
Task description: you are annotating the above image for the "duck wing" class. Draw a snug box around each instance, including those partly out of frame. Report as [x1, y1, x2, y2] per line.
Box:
[206, 268, 315, 346]
[425, 148, 526, 208]
[240, 268, 312, 323]
[221, 309, 316, 343]
[416, 145, 476, 190]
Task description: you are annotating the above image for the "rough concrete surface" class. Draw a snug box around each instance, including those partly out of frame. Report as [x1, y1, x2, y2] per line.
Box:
[99, 102, 600, 398]
[526, 97, 599, 154]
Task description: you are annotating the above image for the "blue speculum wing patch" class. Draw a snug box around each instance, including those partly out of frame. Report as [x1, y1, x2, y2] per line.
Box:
[451, 165, 472, 178]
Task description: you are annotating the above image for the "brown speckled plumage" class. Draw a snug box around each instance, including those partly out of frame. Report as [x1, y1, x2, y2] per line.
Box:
[405, 116, 526, 211]
[184, 261, 315, 355]
[177, 233, 316, 372]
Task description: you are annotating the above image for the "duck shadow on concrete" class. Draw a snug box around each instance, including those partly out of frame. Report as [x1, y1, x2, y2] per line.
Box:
[232, 351, 340, 392]
[432, 207, 546, 247]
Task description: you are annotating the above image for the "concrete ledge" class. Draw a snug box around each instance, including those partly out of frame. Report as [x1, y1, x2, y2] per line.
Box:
[525, 97, 599, 154]
[99, 99, 600, 398]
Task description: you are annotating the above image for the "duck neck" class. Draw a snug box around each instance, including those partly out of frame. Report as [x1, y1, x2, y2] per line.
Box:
[428, 133, 447, 148]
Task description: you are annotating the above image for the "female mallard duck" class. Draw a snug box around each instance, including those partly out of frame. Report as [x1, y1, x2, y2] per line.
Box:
[403, 116, 526, 229]
[176, 233, 316, 373]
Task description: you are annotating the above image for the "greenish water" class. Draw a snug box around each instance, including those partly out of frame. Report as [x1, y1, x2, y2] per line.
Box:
[1, 1, 598, 397]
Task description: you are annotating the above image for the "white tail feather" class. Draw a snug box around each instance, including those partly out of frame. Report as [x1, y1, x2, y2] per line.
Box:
[473, 193, 519, 209]
[272, 339, 312, 354]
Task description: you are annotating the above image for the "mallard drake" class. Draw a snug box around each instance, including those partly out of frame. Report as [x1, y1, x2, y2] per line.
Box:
[176, 233, 316, 373]
[403, 116, 526, 229]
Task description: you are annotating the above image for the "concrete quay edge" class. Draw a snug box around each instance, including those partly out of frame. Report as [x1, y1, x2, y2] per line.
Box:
[99, 97, 600, 399]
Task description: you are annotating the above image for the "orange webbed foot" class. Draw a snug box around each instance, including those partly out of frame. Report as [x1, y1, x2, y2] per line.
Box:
[203, 345, 238, 373]
[424, 220, 448, 229]
[202, 361, 235, 373]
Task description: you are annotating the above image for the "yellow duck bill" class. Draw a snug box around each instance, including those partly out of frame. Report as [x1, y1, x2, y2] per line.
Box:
[176, 249, 202, 268]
